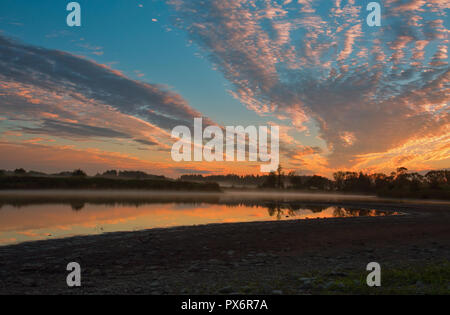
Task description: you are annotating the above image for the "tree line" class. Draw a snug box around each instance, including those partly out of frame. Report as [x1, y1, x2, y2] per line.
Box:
[1, 167, 448, 199]
[0, 169, 219, 191]
[0, 169, 166, 180]
[181, 166, 450, 200]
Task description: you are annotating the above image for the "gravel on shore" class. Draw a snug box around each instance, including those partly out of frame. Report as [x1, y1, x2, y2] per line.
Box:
[0, 200, 449, 295]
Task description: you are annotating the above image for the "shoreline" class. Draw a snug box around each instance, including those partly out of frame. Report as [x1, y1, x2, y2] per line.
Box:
[0, 190, 445, 248]
[0, 199, 449, 294]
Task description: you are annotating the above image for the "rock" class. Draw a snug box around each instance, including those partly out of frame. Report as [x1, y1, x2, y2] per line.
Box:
[150, 281, 160, 287]
[227, 250, 235, 256]
[272, 290, 283, 295]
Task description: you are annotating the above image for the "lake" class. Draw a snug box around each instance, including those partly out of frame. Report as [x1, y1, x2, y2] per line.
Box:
[0, 190, 404, 246]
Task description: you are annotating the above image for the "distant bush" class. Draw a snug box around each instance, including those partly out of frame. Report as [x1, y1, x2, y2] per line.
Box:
[0, 176, 221, 192]
[102, 170, 118, 177]
[118, 171, 165, 180]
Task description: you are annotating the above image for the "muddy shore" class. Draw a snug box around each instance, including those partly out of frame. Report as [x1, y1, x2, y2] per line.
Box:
[0, 197, 449, 295]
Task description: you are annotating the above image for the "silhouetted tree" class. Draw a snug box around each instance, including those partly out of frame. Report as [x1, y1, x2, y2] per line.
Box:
[306, 175, 332, 190]
[409, 172, 423, 192]
[72, 169, 87, 177]
[70, 202, 85, 211]
[102, 170, 118, 177]
[426, 170, 446, 189]
[277, 165, 284, 189]
[333, 171, 346, 190]
[357, 172, 372, 192]
[14, 168, 26, 175]
[262, 171, 277, 188]
[396, 167, 408, 176]
[289, 175, 305, 189]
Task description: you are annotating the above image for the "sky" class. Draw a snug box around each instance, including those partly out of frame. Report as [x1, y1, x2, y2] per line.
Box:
[0, 0, 448, 178]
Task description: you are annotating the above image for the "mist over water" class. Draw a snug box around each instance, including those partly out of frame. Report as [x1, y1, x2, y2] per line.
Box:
[0, 190, 428, 246]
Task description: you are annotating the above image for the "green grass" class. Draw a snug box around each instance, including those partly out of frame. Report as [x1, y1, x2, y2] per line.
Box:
[198, 261, 450, 295]
[312, 261, 450, 295]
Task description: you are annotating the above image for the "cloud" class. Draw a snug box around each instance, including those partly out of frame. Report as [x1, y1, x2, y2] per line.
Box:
[134, 139, 158, 146]
[168, 0, 449, 173]
[0, 34, 224, 169]
[0, 35, 211, 134]
[21, 119, 131, 139]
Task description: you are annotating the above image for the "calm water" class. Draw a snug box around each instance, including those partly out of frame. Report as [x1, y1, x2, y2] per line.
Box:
[0, 191, 401, 246]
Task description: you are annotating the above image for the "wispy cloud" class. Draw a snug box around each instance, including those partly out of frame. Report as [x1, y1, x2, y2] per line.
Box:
[20, 119, 131, 139]
[168, 0, 449, 173]
[0, 35, 214, 150]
